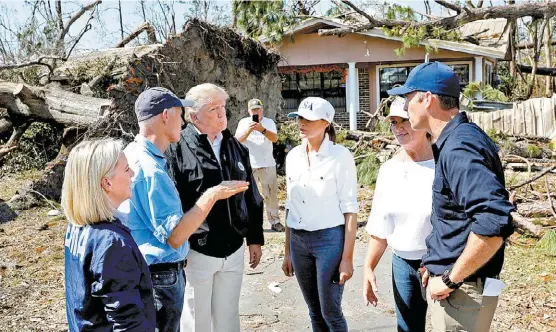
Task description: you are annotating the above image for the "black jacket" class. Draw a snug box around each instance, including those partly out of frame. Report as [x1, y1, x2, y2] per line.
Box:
[166, 124, 264, 258]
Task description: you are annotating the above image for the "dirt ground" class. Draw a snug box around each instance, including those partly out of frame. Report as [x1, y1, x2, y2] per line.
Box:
[0, 172, 555, 331]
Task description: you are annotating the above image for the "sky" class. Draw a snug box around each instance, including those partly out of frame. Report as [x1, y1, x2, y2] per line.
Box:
[0, 0, 514, 56]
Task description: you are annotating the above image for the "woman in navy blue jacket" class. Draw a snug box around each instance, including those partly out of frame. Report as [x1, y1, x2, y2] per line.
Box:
[62, 139, 155, 331]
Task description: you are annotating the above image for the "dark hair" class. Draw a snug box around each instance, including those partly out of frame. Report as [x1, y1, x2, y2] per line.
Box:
[437, 94, 459, 110]
[325, 123, 336, 143]
[416, 91, 459, 110]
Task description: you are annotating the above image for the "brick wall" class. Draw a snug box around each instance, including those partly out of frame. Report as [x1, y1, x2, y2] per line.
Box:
[333, 112, 372, 131]
[359, 68, 370, 114]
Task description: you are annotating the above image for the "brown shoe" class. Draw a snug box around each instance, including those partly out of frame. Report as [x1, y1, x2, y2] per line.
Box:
[271, 223, 285, 232]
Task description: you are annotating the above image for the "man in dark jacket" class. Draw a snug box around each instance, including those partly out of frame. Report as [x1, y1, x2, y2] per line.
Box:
[166, 83, 264, 332]
[389, 62, 514, 332]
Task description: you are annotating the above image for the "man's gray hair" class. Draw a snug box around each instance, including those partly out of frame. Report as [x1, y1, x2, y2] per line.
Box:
[183, 83, 229, 122]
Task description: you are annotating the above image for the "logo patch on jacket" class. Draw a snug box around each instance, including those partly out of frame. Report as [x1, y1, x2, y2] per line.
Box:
[198, 234, 208, 247]
[237, 161, 245, 172]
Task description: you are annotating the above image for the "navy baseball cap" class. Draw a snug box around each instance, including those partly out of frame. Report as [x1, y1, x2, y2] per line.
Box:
[134, 87, 194, 122]
[387, 62, 460, 98]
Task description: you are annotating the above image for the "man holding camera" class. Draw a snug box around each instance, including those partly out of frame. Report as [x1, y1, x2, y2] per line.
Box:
[235, 98, 285, 232]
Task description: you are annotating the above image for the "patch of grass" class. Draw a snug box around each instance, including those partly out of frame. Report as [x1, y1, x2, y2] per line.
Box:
[526, 144, 543, 159]
[537, 230, 556, 257]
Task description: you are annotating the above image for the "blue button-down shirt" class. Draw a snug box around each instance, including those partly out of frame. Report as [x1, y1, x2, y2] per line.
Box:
[423, 112, 514, 278]
[119, 134, 189, 265]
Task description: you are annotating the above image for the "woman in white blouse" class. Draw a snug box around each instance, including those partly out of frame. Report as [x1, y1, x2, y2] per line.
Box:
[362, 97, 434, 332]
[281, 97, 359, 332]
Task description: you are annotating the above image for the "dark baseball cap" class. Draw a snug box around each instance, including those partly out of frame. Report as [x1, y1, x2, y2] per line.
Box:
[134, 87, 194, 122]
[387, 62, 460, 98]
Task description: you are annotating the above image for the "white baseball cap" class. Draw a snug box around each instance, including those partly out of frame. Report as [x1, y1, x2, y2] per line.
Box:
[385, 96, 408, 120]
[287, 97, 335, 123]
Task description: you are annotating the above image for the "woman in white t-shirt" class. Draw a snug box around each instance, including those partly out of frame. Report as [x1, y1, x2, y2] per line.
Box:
[281, 97, 359, 332]
[362, 97, 434, 332]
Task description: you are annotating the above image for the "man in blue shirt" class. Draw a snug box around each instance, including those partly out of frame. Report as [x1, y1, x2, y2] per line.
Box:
[389, 62, 514, 331]
[119, 87, 249, 332]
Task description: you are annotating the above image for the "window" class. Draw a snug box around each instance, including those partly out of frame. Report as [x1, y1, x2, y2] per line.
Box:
[281, 71, 346, 112]
[485, 62, 493, 86]
[378, 63, 471, 101]
[450, 64, 470, 88]
[379, 66, 415, 101]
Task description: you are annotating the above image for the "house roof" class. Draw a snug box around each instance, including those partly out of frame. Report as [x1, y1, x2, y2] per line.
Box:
[273, 17, 509, 60]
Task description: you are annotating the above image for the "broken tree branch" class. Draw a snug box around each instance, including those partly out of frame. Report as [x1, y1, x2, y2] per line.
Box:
[114, 22, 157, 48]
[508, 164, 556, 191]
[0, 55, 64, 72]
[512, 212, 543, 238]
[517, 64, 556, 77]
[436, 0, 463, 14]
[319, 1, 555, 37]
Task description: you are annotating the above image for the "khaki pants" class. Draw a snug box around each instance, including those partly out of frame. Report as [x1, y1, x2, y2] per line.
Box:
[427, 278, 499, 332]
[253, 166, 280, 226]
[180, 244, 245, 332]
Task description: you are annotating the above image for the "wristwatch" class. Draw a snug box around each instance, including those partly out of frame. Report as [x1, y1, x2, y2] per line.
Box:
[261, 128, 267, 135]
[442, 269, 463, 290]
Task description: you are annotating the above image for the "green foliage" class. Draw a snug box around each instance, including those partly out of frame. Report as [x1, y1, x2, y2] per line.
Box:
[463, 82, 509, 102]
[232, 0, 292, 43]
[380, 4, 460, 56]
[277, 121, 301, 147]
[526, 144, 542, 159]
[356, 154, 381, 187]
[385, 4, 415, 21]
[486, 128, 507, 145]
[0, 122, 63, 174]
[335, 129, 348, 145]
[537, 230, 556, 257]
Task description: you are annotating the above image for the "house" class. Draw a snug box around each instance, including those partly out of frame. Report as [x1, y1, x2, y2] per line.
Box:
[270, 17, 510, 130]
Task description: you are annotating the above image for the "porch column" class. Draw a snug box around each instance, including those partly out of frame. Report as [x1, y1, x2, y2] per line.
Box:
[474, 56, 483, 100]
[347, 62, 358, 131]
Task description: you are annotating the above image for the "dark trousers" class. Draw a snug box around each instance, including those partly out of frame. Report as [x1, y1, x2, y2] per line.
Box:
[392, 254, 427, 332]
[290, 225, 347, 332]
[151, 267, 186, 332]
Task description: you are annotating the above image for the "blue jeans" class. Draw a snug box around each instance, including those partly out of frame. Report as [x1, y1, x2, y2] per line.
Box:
[151, 267, 186, 332]
[290, 225, 347, 332]
[392, 254, 427, 332]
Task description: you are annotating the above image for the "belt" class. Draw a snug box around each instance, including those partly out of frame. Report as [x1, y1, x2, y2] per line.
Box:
[148, 259, 187, 273]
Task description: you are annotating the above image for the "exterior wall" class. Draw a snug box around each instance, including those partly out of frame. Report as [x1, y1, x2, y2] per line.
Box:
[358, 68, 370, 113]
[279, 33, 477, 66]
[334, 112, 372, 130]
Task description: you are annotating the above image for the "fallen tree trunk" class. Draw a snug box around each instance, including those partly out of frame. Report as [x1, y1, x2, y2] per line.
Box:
[0, 82, 110, 126]
[517, 64, 556, 77]
[517, 201, 556, 218]
[512, 212, 543, 238]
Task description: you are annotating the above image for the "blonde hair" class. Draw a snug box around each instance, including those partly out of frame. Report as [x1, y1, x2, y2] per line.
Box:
[184, 83, 229, 121]
[61, 139, 123, 226]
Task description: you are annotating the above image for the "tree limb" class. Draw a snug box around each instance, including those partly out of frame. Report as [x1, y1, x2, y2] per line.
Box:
[114, 22, 157, 48]
[508, 164, 556, 191]
[0, 55, 64, 72]
[319, 1, 556, 37]
[55, 0, 102, 54]
[339, 0, 374, 22]
[436, 0, 462, 14]
[517, 64, 556, 77]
